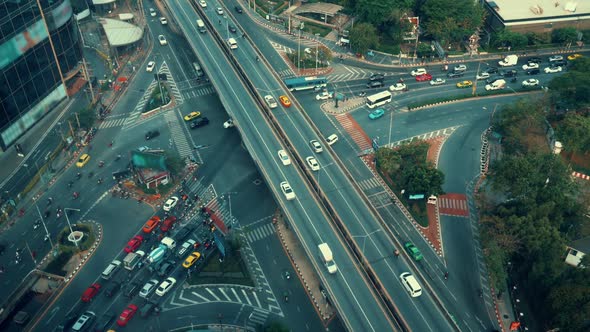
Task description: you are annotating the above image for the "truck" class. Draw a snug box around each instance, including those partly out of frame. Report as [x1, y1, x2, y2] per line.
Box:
[498, 54, 518, 67]
[123, 250, 145, 270]
[485, 79, 506, 91]
[147, 244, 167, 264]
[318, 243, 338, 274]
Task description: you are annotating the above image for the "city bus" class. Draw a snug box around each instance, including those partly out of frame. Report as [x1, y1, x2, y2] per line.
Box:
[366, 90, 392, 109]
[283, 76, 328, 91]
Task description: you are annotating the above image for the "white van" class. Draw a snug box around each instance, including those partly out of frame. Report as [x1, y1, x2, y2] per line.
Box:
[228, 38, 238, 50]
[400, 272, 422, 297]
[161, 236, 176, 250]
[192, 62, 204, 77]
[101, 260, 121, 280]
[485, 79, 506, 91]
[326, 134, 338, 146]
[196, 19, 206, 33]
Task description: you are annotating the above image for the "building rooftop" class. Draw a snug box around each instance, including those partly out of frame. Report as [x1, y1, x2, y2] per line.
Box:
[99, 18, 143, 47]
[487, 0, 590, 22]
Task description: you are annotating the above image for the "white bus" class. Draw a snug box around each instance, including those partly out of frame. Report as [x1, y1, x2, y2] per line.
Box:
[366, 90, 392, 109]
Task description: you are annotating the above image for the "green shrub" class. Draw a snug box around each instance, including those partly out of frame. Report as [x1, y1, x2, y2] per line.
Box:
[44, 251, 73, 276]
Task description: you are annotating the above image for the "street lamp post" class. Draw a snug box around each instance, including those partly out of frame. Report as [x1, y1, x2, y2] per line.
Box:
[64, 208, 81, 247]
[315, 33, 320, 74]
[35, 204, 54, 248]
[473, 61, 488, 96]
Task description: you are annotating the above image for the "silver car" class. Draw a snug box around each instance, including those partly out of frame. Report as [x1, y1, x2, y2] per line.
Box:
[140, 279, 159, 298]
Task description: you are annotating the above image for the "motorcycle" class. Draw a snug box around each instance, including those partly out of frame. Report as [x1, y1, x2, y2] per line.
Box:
[97, 178, 103, 185]
[358, 91, 367, 97]
[73, 192, 79, 200]
[76, 172, 82, 180]
[98, 160, 105, 168]
[115, 154, 121, 161]
[33, 221, 41, 230]
[44, 234, 49, 242]
[67, 181, 73, 188]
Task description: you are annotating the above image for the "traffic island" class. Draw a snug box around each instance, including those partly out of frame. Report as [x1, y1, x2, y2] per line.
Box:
[186, 250, 254, 287]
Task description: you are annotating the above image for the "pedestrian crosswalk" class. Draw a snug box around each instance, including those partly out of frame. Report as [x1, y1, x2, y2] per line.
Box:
[245, 223, 276, 243]
[356, 177, 382, 191]
[276, 68, 295, 78]
[335, 114, 372, 152]
[165, 111, 193, 159]
[438, 194, 469, 217]
[97, 116, 128, 129]
[181, 85, 216, 100]
[247, 308, 270, 330]
[327, 64, 375, 82]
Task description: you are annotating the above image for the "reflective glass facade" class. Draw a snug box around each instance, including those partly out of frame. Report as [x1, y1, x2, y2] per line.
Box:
[0, 0, 82, 150]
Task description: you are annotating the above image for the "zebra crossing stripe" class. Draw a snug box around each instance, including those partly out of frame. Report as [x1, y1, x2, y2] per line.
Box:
[205, 288, 221, 301]
[231, 288, 240, 302]
[241, 289, 252, 305]
[219, 288, 232, 302]
[191, 291, 211, 302]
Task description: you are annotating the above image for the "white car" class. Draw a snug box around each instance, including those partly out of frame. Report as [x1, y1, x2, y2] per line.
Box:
[216, 7, 224, 15]
[544, 66, 562, 73]
[264, 95, 278, 108]
[326, 134, 338, 146]
[522, 62, 539, 70]
[548, 55, 563, 62]
[280, 181, 295, 200]
[149, 8, 156, 17]
[227, 38, 238, 50]
[177, 239, 196, 257]
[306, 156, 320, 171]
[454, 64, 467, 72]
[522, 78, 539, 87]
[199, 0, 207, 7]
[310, 140, 323, 153]
[410, 68, 427, 76]
[140, 279, 159, 298]
[146, 61, 156, 72]
[158, 35, 167, 46]
[155, 277, 176, 296]
[163, 196, 179, 211]
[315, 91, 333, 100]
[159, 17, 167, 25]
[277, 150, 291, 166]
[476, 72, 490, 80]
[389, 83, 406, 91]
[138, 146, 150, 152]
[223, 119, 234, 128]
[429, 78, 446, 86]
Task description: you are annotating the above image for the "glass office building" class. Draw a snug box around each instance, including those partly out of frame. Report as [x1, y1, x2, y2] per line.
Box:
[0, 0, 82, 151]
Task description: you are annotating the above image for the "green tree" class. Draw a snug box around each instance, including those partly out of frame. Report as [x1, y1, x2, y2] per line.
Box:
[551, 27, 579, 44]
[491, 29, 528, 49]
[350, 23, 380, 54]
[548, 71, 590, 109]
[568, 57, 590, 74]
[417, 0, 485, 47]
[555, 113, 590, 154]
[354, 0, 397, 26]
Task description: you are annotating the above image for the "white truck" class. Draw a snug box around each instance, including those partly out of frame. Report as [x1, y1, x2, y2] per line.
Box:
[485, 79, 506, 91]
[318, 243, 338, 274]
[123, 250, 145, 270]
[498, 54, 518, 67]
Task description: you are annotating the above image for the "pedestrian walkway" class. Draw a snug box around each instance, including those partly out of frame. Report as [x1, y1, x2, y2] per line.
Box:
[334, 114, 372, 152]
[438, 194, 469, 217]
[246, 308, 270, 330]
[276, 68, 296, 78]
[356, 177, 382, 191]
[245, 223, 276, 243]
[97, 115, 128, 129]
[165, 111, 193, 159]
[326, 64, 376, 82]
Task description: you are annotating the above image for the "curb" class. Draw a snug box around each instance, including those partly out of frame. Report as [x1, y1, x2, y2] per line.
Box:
[572, 171, 590, 181]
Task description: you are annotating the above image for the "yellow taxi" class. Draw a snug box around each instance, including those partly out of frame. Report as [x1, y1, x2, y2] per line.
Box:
[567, 53, 583, 60]
[183, 111, 201, 121]
[76, 154, 91, 168]
[182, 251, 201, 268]
[456, 80, 473, 88]
[279, 95, 291, 108]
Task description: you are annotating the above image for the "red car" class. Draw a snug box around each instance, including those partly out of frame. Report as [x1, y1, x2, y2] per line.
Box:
[142, 216, 161, 233]
[124, 235, 144, 253]
[117, 304, 138, 326]
[81, 283, 101, 302]
[415, 73, 433, 82]
[160, 216, 177, 233]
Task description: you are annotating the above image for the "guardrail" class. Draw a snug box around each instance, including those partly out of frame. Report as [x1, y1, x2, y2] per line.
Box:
[191, 2, 409, 330]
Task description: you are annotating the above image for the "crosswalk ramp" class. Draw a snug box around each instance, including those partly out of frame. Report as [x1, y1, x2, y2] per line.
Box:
[247, 308, 270, 330]
[165, 111, 193, 159]
[245, 223, 276, 243]
[181, 85, 216, 100]
[335, 114, 372, 152]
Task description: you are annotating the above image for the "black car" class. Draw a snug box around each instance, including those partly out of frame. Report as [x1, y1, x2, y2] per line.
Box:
[501, 70, 517, 77]
[158, 260, 176, 277]
[93, 312, 115, 332]
[485, 67, 499, 74]
[229, 25, 237, 33]
[53, 312, 79, 332]
[145, 130, 160, 140]
[526, 68, 540, 75]
[175, 225, 195, 242]
[527, 57, 542, 64]
[104, 282, 121, 297]
[124, 281, 140, 298]
[447, 71, 464, 78]
[551, 60, 566, 67]
[369, 73, 384, 81]
[190, 117, 209, 129]
[234, 5, 243, 13]
[485, 77, 503, 85]
[366, 81, 384, 88]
